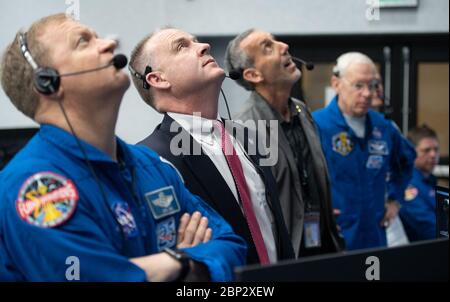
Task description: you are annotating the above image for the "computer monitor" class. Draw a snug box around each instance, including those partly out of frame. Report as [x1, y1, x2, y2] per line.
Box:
[0, 128, 38, 169]
[235, 239, 448, 281]
[436, 186, 449, 238]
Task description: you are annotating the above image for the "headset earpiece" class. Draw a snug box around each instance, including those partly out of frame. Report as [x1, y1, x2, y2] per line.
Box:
[34, 67, 60, 95]
[143, 65, 152, 89]
[18, 32, 60, 95]
[128, 64, 152, 90]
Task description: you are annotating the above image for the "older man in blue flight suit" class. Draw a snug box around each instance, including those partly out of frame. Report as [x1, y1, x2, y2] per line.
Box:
[313, 52, 415, 250]
[399, 125, 440, 242]
[0, 14, 245, 281]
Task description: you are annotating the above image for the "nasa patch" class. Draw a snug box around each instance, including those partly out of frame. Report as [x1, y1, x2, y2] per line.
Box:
[372, 127, 383, 139]
[156, 216, 177, 251]
[16, 172, 78, 228]
[366, 155, 384, 169]
[113, 201, 138, 238]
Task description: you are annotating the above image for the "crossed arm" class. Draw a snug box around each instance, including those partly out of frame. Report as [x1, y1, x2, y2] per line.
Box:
[129, 211, 212, 282]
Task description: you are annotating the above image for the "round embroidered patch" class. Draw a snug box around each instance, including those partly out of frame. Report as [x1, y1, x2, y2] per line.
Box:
[404, 185, 419, 202]
[332, 132, 353, 156]
[16, 172, 79, 228]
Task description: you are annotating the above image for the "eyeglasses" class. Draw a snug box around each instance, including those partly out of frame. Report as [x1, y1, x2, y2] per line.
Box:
[341, 78, 381, 92]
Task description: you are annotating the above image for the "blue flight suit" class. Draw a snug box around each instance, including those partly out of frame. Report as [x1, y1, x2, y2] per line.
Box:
[399, 168, 437, 241]
[0, 124, 246, 281]
[312, 96, 415, 250]
[0, 251, 16, 281]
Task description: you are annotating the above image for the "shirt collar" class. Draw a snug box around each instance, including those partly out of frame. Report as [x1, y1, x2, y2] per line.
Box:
[252, 92, 297, 125]
[414, 167, 437, 185]
[167, 112, 220, 144]
[330, 95, 375, 138]
[39, 124, 133, 165]
[329, 95, 349, 128]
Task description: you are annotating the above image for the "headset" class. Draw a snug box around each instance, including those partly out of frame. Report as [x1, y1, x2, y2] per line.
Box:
[128, 64, 152, 90]
[18, 32, 127, 95]
[18, 32, 61, 95]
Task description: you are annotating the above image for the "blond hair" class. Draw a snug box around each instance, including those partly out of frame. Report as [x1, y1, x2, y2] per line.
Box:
[1, 13, 68, 118]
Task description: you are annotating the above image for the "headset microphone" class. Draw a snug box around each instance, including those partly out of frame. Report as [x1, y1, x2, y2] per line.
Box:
[292, 56, 314, 70]
[59, 54, 128, 77]
[111, 54, 128, 69]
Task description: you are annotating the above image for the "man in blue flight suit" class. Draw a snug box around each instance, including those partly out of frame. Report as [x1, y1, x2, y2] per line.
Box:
[399, 125, 440, 241]
[0, 14, 246, 281]
[313, 52, 415, 250]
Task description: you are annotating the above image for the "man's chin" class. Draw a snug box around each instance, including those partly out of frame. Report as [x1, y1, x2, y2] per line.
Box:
[117, 72, 130, 84]
[108, 75, 131, 95]
[353, 110, 368, 117]
[212, 70, 226, 82]
[357, 107, 369, 116]
[426, 164, 437, 173]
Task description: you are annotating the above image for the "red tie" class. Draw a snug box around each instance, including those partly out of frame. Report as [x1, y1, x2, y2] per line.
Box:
[215, 120, 270, 264]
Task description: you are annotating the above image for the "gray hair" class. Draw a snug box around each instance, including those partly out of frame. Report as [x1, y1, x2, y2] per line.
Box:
[332, 52, 375, 78]
[224, 29, 256, 91]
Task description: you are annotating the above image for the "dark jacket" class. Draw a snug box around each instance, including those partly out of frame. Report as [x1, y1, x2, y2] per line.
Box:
[139, 114, 295, 265]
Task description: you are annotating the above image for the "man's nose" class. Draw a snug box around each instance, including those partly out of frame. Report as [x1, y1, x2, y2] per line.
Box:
[97, 38, 117, 53]
[362, 85, 372, 97]
[278, 41, 289, 55]
[198, 42, 210, 56]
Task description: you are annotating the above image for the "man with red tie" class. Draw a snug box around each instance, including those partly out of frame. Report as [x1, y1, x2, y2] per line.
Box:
[128, 27, 294, 265]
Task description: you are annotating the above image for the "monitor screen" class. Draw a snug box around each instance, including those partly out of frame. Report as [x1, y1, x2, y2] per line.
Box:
[436, 186, 449, 238]
[234, 239, 448, 281]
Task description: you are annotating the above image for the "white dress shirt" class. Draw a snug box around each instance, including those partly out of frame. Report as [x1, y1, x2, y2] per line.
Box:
[168, 112, 278, 263]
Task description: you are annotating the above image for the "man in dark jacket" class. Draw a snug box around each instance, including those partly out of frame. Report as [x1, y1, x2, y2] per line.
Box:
[129, 27, 295, 265]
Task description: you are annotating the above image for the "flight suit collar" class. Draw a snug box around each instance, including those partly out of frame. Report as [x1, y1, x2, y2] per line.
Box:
[329, 96, 352, 129]
[414, 167, 437, 186]
[39, 124, 135, 166]
[329, 96, 376, 141]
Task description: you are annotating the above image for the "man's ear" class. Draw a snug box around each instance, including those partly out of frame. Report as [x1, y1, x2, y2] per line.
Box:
[331, 75, 340, 93]
[146, 72, 170, 89]
[242, 68, 263, 85]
